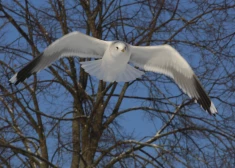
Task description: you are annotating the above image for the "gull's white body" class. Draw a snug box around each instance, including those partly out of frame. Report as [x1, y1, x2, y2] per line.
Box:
[81, 41, 144, 82]
[9, 31, 217, 115]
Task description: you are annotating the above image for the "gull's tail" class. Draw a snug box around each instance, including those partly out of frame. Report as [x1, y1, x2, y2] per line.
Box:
[80, 60, 144, 82]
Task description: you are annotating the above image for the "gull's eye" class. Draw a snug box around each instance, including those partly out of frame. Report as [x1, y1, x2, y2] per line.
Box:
[116, 47, 119, 50]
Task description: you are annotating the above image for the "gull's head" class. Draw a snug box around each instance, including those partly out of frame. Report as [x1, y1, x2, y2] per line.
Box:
[111, 41, 129, 55]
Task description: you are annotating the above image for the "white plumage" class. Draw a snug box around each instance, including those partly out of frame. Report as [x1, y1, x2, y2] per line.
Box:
[9, 31, 217, 115]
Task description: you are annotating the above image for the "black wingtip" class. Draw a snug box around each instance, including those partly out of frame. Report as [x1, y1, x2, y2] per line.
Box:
[9, 54, 43, 85]
[193, 75, 218, 115]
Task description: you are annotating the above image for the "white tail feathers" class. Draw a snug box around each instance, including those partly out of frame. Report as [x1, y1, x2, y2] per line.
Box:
[116, 63, 144, 82]
[80, 60, 144, 82]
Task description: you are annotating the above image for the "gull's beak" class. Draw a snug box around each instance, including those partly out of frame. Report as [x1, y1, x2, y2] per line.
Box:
[121, 49, 125, 52]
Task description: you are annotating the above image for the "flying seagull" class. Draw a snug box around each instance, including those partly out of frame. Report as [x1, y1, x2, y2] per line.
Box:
[9, 31, 217, 115]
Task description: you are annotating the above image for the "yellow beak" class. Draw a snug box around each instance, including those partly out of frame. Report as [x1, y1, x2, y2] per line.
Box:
[121, 49, 125, 52]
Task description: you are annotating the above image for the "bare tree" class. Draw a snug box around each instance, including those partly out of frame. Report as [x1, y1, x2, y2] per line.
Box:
[0, 0, 235, 167]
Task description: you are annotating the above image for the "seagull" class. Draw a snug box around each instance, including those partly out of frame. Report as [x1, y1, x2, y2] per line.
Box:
[9, 31, 217, 115]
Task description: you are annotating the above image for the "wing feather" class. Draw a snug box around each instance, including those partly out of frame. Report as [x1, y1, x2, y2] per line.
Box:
[44, 31, 111, 58]
[130, 44, 217, 115]
[9, 31, 111, 85]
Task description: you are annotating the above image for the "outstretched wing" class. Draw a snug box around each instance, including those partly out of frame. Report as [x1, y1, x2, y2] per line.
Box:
[130, 44, 217, 115]
[9, 31, 111, 85]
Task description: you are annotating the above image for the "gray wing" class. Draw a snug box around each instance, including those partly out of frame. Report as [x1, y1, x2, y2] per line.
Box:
[130, 44, 217, 115]
[9, 31, 111, 85]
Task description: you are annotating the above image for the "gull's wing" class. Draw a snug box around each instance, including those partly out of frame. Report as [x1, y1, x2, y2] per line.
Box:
[9, 31, 111, 85]
[130, 44, 217, 115]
